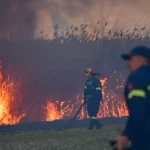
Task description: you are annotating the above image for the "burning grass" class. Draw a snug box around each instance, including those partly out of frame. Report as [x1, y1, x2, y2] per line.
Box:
[0, 62, 26, 125]
[44, 76, 128, 122]
[1, 22, 143, 125]
[0, 125, 123, 150]
[0, 65, 128, 125]
[0, 20, 150, 125]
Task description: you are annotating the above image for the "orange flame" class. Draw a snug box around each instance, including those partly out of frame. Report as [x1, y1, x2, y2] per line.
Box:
[45, 76, 129, 121]
[45, 101, 61, 121]
[0, 61, 128, 124]
[0, 62, 26, 125]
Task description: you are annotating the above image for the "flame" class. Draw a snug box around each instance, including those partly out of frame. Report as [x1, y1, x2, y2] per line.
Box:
[45, 75, 129, 121]
[0, 62, 26, 125]
[45, 101, 61, 121]
[0, 61, 128, 124]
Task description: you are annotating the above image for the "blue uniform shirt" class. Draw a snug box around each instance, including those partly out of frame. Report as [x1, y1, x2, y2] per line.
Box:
[122, 66, 150, 139]
[84, 77, 102, 101]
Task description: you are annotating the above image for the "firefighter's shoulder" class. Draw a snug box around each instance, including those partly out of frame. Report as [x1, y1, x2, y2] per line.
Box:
[134, 66, 150, 81]
[93, 78, 102, 88]
[93, 77, 100, 82]
[93, 77, 100, 84]
[128, 66, 150, 89]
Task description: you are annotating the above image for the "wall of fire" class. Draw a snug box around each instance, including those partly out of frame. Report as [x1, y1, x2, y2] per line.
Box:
[0, 39, 148, 125]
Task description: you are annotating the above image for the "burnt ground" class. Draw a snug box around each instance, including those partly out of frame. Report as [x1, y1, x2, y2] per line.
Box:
[0, 117, 127, 134]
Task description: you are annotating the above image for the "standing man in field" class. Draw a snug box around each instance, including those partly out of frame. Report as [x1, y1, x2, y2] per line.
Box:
[84, 68, 102, 130]
[113, 46, 150, 150]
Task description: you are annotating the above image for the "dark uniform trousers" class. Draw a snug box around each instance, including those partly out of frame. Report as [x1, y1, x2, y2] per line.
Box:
[87, 98, 100, 118]
[84, 77, 102, 129]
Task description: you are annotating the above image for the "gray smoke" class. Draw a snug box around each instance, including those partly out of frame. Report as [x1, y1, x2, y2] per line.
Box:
[0, 0, 35, 40]
[0, 0, 150, 39]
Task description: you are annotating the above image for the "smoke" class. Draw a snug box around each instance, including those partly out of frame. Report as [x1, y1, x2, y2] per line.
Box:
[0, 0, 36, 40]
[0, 0, 150, 39]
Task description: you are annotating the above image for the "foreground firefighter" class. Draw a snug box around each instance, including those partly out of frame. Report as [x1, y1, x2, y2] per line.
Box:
[83, 68, 102, 130]
[112, 46, 150, 150]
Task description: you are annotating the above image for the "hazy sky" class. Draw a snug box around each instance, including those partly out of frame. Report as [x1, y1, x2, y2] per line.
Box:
[0, 0, 150, 39]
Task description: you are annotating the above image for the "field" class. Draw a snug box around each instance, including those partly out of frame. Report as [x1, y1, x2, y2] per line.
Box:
[0, 125, 123, 150]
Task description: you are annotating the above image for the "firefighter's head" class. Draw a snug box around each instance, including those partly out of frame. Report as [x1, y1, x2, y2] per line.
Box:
[85, 68, 95, 79]
[121, 46, 150, 72]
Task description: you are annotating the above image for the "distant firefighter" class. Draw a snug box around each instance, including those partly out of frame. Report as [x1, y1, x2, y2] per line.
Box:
[83, 68, 102, 130]
[113, 46, 150, 150]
